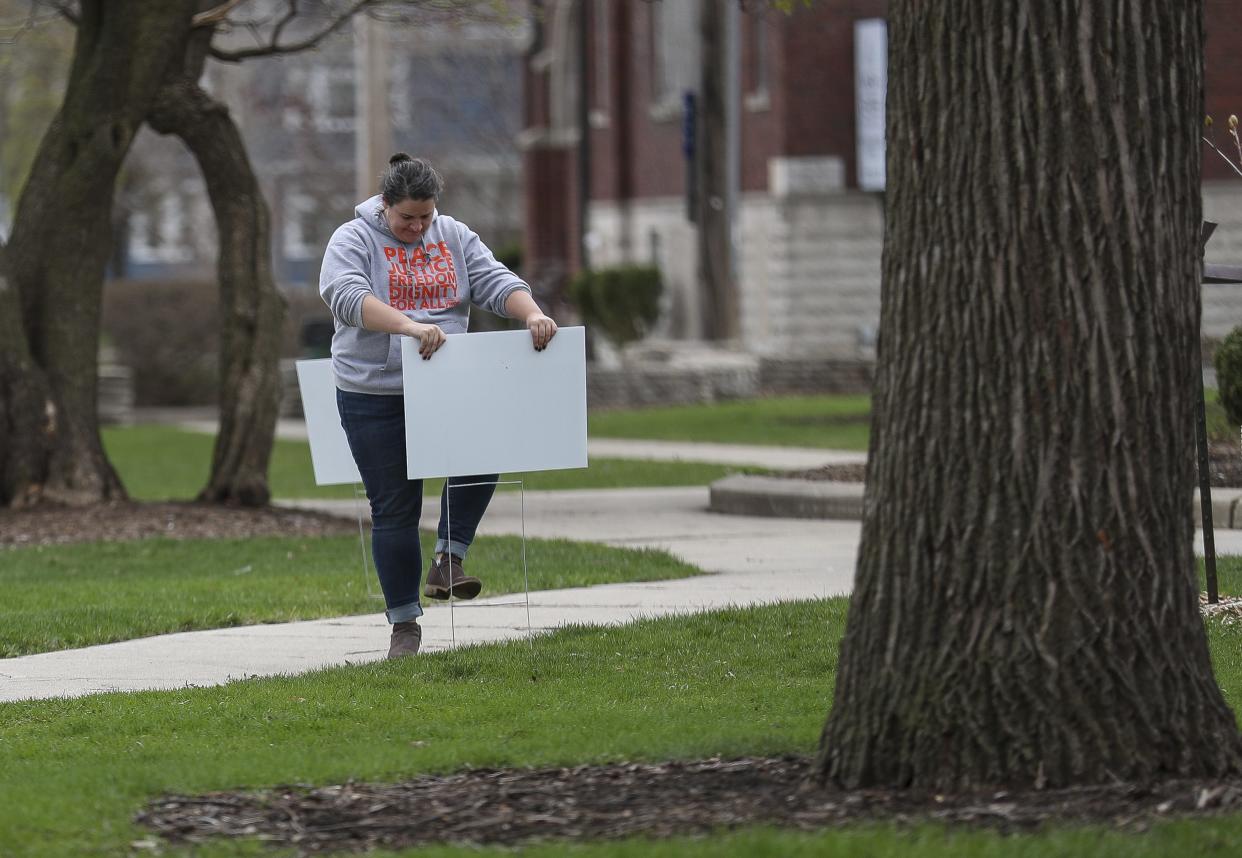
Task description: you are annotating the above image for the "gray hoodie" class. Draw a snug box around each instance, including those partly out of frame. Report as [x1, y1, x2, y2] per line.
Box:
[319, 194, 530, 394]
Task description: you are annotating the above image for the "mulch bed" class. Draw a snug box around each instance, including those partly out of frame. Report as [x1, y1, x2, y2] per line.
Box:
[0, 501, 357, 548]
[135, 755, 1242, 854]
[786, 441, 1242, 488]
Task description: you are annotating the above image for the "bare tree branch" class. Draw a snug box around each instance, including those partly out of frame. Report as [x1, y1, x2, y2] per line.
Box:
[193, 0, 248, 28]
[267, 0, 300, 46]
[208, 0, 376, 62]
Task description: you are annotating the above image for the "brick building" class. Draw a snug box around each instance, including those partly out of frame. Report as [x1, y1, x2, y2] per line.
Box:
[524, 0, 1242, 365]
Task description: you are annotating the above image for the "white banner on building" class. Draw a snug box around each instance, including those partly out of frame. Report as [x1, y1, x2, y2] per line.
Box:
[855, 18, 887, 192]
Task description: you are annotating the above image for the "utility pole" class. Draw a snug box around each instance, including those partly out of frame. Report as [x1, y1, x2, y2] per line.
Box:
[577, 0, 591, 272]
[354, 13, 392, 202]
[696, 0, 738, 341]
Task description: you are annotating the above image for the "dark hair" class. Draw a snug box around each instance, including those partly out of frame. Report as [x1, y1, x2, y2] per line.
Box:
[381, 152, 443, 204]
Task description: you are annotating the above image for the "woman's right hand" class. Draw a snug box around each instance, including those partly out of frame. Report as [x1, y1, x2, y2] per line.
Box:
[405, 321, 446, 360]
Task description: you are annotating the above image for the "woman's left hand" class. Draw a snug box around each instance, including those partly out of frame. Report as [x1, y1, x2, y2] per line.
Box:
[525, 312, 558, 351]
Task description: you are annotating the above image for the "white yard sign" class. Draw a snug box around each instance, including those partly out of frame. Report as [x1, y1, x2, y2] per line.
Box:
[401, 327, 588, 479]
[296, 328, 589, 486]
[295, 358, 362, 486]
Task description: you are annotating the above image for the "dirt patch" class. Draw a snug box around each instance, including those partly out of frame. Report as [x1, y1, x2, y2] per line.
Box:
[785, 442, 1242, 488]
[135, 755, 1242, 854]
[0, 501, 356, 548]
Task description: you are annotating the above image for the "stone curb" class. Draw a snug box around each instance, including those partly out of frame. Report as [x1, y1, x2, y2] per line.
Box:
[712, 477, 1242, 530]
[709, 475, 864, 520]
[1195, 488, 1242, 529]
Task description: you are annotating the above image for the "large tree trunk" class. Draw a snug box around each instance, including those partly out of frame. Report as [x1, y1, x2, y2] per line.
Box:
[1, 1, 196, 507]
[0, 247, 53, 508]
[148, 76, 285, 507]
[818, 0, 1242, 790]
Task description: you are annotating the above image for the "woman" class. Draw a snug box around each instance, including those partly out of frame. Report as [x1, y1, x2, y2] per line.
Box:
[319, 153, 557, 659]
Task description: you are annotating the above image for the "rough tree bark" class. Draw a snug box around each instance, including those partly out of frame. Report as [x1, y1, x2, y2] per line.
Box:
[817, 0, 1242, 790]
[148, 31, 286, 507]
[1, 1, 196, 507]
[0, 246, 53, 508]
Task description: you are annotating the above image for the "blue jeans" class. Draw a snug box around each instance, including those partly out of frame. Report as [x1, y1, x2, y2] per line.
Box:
[336, 389, 498, 623]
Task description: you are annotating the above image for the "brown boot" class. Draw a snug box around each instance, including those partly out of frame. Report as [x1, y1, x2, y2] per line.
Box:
[388, 620, 422, 659]
[423, 553, 482, 600]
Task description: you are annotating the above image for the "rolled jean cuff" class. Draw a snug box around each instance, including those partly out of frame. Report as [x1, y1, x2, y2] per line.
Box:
[434, 538, 471, 559]
[386, 600, 424, 624]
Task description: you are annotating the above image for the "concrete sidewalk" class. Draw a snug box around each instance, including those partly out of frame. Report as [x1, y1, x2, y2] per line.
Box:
[0, 488, 863, 703]
[5, 483, 1240, 704]
[9, 409, 1240, 703]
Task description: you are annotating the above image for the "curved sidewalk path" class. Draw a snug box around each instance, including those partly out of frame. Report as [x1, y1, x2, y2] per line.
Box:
[0, 487, 864, 704]
[5, 420, 1237, 704]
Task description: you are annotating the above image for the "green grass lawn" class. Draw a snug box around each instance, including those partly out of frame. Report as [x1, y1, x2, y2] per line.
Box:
[102, 425, 772, 501]
[589, 394, 872, 450]
[0, 535, 700, 657]
[3, 599, 1242, 857]
[1201, 555, 1242, 594]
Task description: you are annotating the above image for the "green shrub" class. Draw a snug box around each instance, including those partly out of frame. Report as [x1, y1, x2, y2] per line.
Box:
[568, 264, 662, 346]
[493, 240, 523, 274]
[101, 279, 219, 406]
[1216, 326, 1242, 426]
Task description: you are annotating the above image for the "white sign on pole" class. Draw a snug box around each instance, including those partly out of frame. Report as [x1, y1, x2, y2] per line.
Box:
[402, 327, 588, 480]
[855, 18, 887, 192]
[295, 359, 362, 486]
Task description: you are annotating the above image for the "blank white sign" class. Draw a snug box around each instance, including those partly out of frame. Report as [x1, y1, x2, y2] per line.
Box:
[294, 359, 362, 486]
[402, 327, 588, 479]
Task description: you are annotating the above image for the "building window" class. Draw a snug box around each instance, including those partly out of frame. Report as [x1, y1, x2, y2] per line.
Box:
[282, 65, 356, 132]
[283, 190, 352, 260]
[744, 11, 770, 111]
[590, 0, 609, 128]
[387, 56, 413, 129]
[128, 191, 195, 264]
[649, 0, 698, 121]
[283, 192, 335, 261]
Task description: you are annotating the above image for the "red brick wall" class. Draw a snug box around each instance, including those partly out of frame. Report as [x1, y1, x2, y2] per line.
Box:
[522, 147, 574, 280]
[778, 0, 887, 188]
[590, 0, 634, 202]
[591, 1, 889, 199]
[739, 7, 781, 193]
[576, 0, 1235, 201]
[626, 2, 690, 200]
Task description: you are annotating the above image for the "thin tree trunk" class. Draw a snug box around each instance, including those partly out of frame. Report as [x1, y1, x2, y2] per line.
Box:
[1, 1, 196, 507]
[148, 78, 285, 507]
[818, 0, 1242, 790]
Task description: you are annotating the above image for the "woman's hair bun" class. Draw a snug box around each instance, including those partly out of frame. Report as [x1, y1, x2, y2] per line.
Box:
[389, 152, 413, 165]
